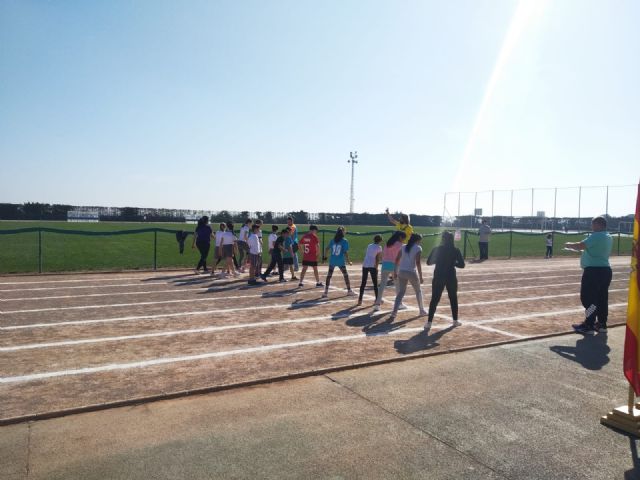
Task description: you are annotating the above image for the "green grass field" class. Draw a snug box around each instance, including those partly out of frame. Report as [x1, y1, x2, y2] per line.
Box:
[0, 221, 632, 274]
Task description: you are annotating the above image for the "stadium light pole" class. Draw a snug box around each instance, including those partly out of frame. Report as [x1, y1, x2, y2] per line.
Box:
[348, 151, 358, 214]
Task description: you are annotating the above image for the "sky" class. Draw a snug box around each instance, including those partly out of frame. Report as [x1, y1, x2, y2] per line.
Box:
[0, 0, 638, 217]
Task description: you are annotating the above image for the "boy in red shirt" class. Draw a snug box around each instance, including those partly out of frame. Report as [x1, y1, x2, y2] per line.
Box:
[298, 225, 323, 288]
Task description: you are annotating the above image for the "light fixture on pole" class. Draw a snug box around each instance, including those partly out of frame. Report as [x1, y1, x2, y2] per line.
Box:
[348, 151, 358, 214]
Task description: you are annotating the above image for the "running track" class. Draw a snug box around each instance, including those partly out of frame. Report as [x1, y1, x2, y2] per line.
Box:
[0, 257, 630, 423]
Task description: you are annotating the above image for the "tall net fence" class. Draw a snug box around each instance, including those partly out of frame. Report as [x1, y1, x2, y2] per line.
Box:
[443, 184, 636, 231]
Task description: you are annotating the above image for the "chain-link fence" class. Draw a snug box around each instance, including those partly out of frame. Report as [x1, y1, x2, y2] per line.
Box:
[443, 184, 636, 231]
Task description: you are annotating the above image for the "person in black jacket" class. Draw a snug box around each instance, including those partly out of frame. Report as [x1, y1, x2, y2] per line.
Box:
[425, 231, 465, 331]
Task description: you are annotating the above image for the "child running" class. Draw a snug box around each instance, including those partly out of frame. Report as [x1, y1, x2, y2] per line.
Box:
[247, 224, 263, 285]
[425, 231, 465, 331]
[373, 231, 406, 311]
[298, 225, 324, 288]
[390, 233, 427, 319]
[358, 235, 383, 306]
[321, 227, 355, 298]
[261, 228, 287, 282]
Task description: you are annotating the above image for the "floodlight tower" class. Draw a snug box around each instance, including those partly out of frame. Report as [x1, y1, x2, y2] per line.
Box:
[348, 151, 358, 214]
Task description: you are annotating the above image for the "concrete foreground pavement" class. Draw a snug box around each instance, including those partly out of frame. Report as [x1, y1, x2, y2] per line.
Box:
[1, 326, 638, 479]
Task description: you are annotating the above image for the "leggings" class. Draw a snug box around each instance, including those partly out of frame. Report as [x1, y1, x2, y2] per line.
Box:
[393, 270, 424, 313]
[428, 275, 458, 322]
[237, 241, 249, 266]
[263, 254, 284, 280]
[359, 267, 379, 302]
[325, 265, 351, 291]
[376, 267, 399, 305]
[195, 241, 210, 270]
[545, 246, 553, 257]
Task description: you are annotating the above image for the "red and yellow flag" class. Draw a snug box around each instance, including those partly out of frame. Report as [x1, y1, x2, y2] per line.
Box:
[624, 183, 640, 395]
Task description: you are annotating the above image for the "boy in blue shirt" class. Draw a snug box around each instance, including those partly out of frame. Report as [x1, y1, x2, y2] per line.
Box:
[565, 216, 613, 334]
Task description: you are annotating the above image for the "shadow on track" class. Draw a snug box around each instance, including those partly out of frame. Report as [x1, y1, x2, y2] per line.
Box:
[393, 325, 456, 354]
[549, 332, 610, 370]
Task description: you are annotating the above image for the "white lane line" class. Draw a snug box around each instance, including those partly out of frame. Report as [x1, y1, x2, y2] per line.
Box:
[468, 324, 525, 339]
[463, 278, 627, 295]
[471, 303, 627, 325]
[0, 305, 451, 352]
[0, 276, 171, 286]
[0, 314, 339, 352]
[1, 276, 628, 302]
[0, 286, 629, 330]
[0, 325, 436, 384]
[0, 261, 628, 287]
[459, 289, 626, 307]
[0, 297, 360, 330]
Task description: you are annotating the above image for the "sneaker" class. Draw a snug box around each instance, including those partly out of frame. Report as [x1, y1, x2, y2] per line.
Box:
[357, 301, 362, 306]
[595, 322, 608, 333]
[452, 320, 462, 327]
[321, 292, 328, 299]
[573, 322, 596, 335]
[389, 313, 397, 321]
[260, 274, 268, 282]
[398, 303, 408, 311]
[279, 278, 288, 283]
[424, 321, 432, 331]
[346, 290, 357, 297]
[372, 304, 380, 312]
[316, 282, 324, 288]
[418, 310, 428, 317]
[298, 282, 304, 288]
[380, 298, 386, 304]
[194, 269, 201, 275]
[203, 268, 210, 274]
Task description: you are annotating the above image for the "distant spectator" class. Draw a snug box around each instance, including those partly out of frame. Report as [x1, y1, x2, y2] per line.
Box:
[478, 219, 491, 260]
[545, 233, 553, 259]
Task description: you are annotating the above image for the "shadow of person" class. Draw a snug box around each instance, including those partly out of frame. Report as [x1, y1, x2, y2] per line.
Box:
[624, 436, 640, 479]
[394, 325, 456, 354]
[364, 316, 416, 336]
[549, 333, 610, 370]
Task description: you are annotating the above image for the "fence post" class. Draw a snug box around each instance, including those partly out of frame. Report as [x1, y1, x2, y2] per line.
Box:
[618, 231, 621, 256]
[153, 230, 158, 270]
[463, 230, 467, 259]
[509, 230, 513, 259]
[38, 228, 43, 273]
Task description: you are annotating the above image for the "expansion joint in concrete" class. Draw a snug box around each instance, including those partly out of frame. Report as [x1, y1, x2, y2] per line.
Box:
[323, 374, 512, 480]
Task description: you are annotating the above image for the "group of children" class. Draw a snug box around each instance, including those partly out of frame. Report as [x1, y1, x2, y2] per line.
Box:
[192, 215, 466, 330]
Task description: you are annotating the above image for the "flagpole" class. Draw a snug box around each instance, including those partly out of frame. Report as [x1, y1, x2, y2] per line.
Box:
[601, 182, 640, 435]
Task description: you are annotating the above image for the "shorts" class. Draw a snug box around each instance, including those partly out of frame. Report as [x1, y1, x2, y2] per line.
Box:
[282, 257, 294, 265]
[222, 244, 234, 258]
[249, 253, 262, 270]
[302, 260, 318, 267]
[381, 261, 395, 271]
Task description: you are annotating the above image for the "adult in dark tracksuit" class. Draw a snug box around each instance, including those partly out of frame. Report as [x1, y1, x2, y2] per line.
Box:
[425, 231, 465, 331]
[566, 216, 613, 334]
[478, 219, 491, 260]
[192, 216, 214, 273]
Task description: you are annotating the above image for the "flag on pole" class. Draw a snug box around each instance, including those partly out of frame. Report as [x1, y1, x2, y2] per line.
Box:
[624, 183, 640, 395]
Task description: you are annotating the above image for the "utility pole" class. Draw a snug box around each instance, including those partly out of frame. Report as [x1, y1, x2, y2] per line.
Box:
[348, 151, 358, 213]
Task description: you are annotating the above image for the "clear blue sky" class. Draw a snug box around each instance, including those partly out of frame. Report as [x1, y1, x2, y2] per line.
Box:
[1, 0, 638, 216]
